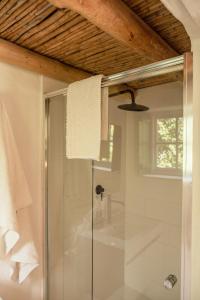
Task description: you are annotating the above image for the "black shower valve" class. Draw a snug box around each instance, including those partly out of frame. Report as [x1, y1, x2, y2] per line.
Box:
[95, 185, 105, 199]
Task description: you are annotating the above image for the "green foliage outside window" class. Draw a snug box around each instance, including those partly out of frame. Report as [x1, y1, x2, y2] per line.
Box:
[156, 117, 183, 170]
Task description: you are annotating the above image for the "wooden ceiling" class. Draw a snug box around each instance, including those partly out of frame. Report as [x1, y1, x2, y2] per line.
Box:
[0, 0, 191, 87]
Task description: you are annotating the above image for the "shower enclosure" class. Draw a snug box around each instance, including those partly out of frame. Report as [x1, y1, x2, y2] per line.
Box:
[45, 54, 192, 300]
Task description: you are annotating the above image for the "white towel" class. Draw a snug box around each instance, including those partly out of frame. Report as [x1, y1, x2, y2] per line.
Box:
[0, 102, 39, 284]
[9, 208, 39, 284]
[66, 75, 108, 160]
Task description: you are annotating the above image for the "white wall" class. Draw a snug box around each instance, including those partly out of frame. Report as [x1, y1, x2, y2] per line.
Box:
[0, 62, 43, 300]
[91, 81, 183, 300]
[43, 76, 67, 94]
[125, 82, 183, 300]
[0, 66, 67, 300]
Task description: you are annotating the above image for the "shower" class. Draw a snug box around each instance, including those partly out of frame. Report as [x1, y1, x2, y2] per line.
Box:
[45, 54, 192, 300]
[110, 89, 149, 111]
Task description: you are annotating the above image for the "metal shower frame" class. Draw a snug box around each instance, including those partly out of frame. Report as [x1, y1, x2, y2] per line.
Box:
[44, 52, 193, 300]
[44, 55, 184, 99]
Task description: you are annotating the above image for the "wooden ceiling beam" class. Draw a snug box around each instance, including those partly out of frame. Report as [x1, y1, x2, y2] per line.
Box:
[0, 38, 89, 82]
[48, 0, 178, 62]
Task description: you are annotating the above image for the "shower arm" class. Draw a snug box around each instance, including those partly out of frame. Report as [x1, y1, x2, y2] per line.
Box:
[109, 89, 135, 102]
[109, 88, 149, 111]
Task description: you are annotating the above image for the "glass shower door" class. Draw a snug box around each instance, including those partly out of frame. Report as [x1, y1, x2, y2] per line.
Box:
[47, 95, 93, 300]
[92, 83, 182, 300]
[47, 81, 183, 300]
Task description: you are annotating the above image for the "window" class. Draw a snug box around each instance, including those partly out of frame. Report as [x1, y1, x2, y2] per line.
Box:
[139, 111, 183, 177]
[154, 116, 183, 175]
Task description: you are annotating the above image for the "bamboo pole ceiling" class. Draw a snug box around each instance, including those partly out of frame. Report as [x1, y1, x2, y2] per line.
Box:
[0, 0, 191, 87]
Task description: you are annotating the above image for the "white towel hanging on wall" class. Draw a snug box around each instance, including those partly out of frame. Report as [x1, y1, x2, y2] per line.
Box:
[0, 102, 39, 284]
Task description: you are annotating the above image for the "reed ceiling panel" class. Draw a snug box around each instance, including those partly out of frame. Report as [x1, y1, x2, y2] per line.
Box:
[0, 0, 191, 86]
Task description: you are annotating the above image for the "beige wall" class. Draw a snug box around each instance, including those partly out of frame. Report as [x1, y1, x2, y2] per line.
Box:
[0, 63, 43, 300]
[43, 76, 67, 94]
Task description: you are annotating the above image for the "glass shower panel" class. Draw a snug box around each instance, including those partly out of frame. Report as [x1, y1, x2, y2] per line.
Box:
[93, 99, 126, 300]
[47, 96, 93, 300]
[93, 82, 182, 300]
[47, 81, 183, 300]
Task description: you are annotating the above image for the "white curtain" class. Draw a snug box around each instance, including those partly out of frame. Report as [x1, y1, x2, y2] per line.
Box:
[161, 0, 200, 39]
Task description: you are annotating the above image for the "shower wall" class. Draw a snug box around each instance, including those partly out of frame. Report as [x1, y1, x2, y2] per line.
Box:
[124, 82, 182, 300]
[92, 81, 183, 300]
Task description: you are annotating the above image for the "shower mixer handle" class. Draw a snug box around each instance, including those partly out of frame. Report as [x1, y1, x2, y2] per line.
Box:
[95, 185, 105, 200]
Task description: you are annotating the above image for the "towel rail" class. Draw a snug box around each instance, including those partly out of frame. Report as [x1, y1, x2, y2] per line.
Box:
[44, 55, 184, 99]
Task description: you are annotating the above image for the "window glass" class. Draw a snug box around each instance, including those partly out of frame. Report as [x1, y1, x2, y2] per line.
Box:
[156, 144, 177, 168]
[178, 117, 183, 142]
[138, 112, 183, 176]
[157, 118, 176, 143]
[155, 116, 183, 171]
